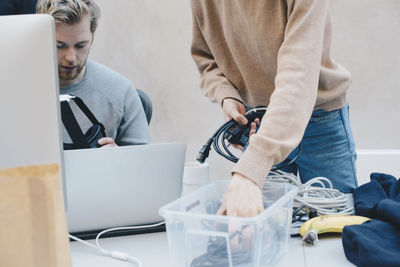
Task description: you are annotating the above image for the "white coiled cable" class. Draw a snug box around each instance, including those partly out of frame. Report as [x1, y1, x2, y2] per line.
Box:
[266, 170, 353, 215]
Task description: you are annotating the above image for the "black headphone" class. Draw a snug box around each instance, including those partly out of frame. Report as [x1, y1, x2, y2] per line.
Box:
[60, 95, 106, 150]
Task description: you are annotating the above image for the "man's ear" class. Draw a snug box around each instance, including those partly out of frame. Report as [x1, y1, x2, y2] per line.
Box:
[90, 32, 95, 45]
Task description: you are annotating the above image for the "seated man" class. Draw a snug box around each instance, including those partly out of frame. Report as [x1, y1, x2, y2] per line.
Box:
[36, 0, 150, 147]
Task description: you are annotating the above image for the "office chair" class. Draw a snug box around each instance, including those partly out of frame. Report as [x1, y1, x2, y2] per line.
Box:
[136, 89, 152, 124]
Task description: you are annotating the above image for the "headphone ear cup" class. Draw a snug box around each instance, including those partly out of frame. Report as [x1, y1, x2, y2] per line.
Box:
[84, 124, 104, 148]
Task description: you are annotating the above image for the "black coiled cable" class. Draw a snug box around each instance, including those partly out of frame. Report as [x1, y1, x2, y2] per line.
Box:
[196, 107, 302, 171]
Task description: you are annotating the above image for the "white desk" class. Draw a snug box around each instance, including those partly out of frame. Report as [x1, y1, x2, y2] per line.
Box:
[70, 232, 355, 267]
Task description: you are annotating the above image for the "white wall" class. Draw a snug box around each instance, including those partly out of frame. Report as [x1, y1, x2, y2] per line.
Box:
[331, 0, 400, 149]
[90, 0, 400, 181]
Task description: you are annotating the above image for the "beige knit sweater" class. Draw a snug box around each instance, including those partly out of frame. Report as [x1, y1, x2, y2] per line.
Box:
[191, 0, 351, 188]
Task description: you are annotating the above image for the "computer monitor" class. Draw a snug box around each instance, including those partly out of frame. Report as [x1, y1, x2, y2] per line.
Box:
[0, 14, 66, 203]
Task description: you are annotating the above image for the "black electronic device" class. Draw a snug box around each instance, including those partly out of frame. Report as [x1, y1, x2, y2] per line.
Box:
[197, 106, 301, 171]
[60, 95, 106, 150]
[196, 107, 267, 164]
[223, 108, 266, 147]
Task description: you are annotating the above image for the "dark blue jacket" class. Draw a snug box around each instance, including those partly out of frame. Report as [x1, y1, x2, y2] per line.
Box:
[342, 173, 400, 267]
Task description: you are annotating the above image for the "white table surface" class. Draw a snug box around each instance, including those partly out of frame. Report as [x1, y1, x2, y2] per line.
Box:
[70, 231, 355, 267]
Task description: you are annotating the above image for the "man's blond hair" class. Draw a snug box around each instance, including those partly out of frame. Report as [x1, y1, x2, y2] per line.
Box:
[36, 0, 100, 33]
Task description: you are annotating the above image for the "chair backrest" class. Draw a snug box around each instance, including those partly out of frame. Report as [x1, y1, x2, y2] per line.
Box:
[136, 89, 152, 124]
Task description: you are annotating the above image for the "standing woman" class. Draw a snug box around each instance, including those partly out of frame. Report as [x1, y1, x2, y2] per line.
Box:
[190, 0, 358, 217]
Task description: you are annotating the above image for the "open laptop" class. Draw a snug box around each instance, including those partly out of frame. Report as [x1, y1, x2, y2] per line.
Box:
[65, 142, 185, 239]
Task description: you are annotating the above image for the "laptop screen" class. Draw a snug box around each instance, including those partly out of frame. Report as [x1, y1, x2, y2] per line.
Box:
[64, 143, 185, 238]
[0, 14, 66, 203]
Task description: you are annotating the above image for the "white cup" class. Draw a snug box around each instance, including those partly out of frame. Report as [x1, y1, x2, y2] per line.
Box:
[182, 162, 210, 195]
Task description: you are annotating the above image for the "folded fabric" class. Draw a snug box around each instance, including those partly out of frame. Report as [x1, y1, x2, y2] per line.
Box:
[343, 220, 400, 267]
[352, 172, 400, 218]
[376, 199, 400, 227]
[370, 173, 400, 200]
[342, 172, 400, 267]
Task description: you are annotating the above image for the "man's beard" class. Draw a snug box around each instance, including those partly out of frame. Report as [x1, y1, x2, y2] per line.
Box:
[58, 63, 85, 82]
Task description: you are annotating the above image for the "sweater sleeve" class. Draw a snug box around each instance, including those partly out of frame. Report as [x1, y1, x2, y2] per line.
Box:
[232, 0, 330, 188]
[190, 11, 243, 106]
[115, 85, 151, 146]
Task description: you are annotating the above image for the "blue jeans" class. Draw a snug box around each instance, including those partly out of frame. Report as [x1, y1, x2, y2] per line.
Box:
[279, 104, 358, 193]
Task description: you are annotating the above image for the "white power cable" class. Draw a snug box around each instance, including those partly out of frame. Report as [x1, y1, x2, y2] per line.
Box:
[245, 106, 268, 115]
[69, 221, 166, 267]
[266, 170, 353, 215]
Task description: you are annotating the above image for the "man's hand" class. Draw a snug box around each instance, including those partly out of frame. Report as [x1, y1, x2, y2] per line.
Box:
[217, 173, 263, 217]
[98, 137, 118, 148]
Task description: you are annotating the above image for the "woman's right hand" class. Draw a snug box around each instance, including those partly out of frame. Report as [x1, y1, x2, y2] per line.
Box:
[222, 98, 248, 125]
[222, 98, 259, 150]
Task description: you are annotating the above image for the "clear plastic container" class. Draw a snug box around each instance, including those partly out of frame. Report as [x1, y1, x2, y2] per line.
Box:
[159, 180, 298, 267]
